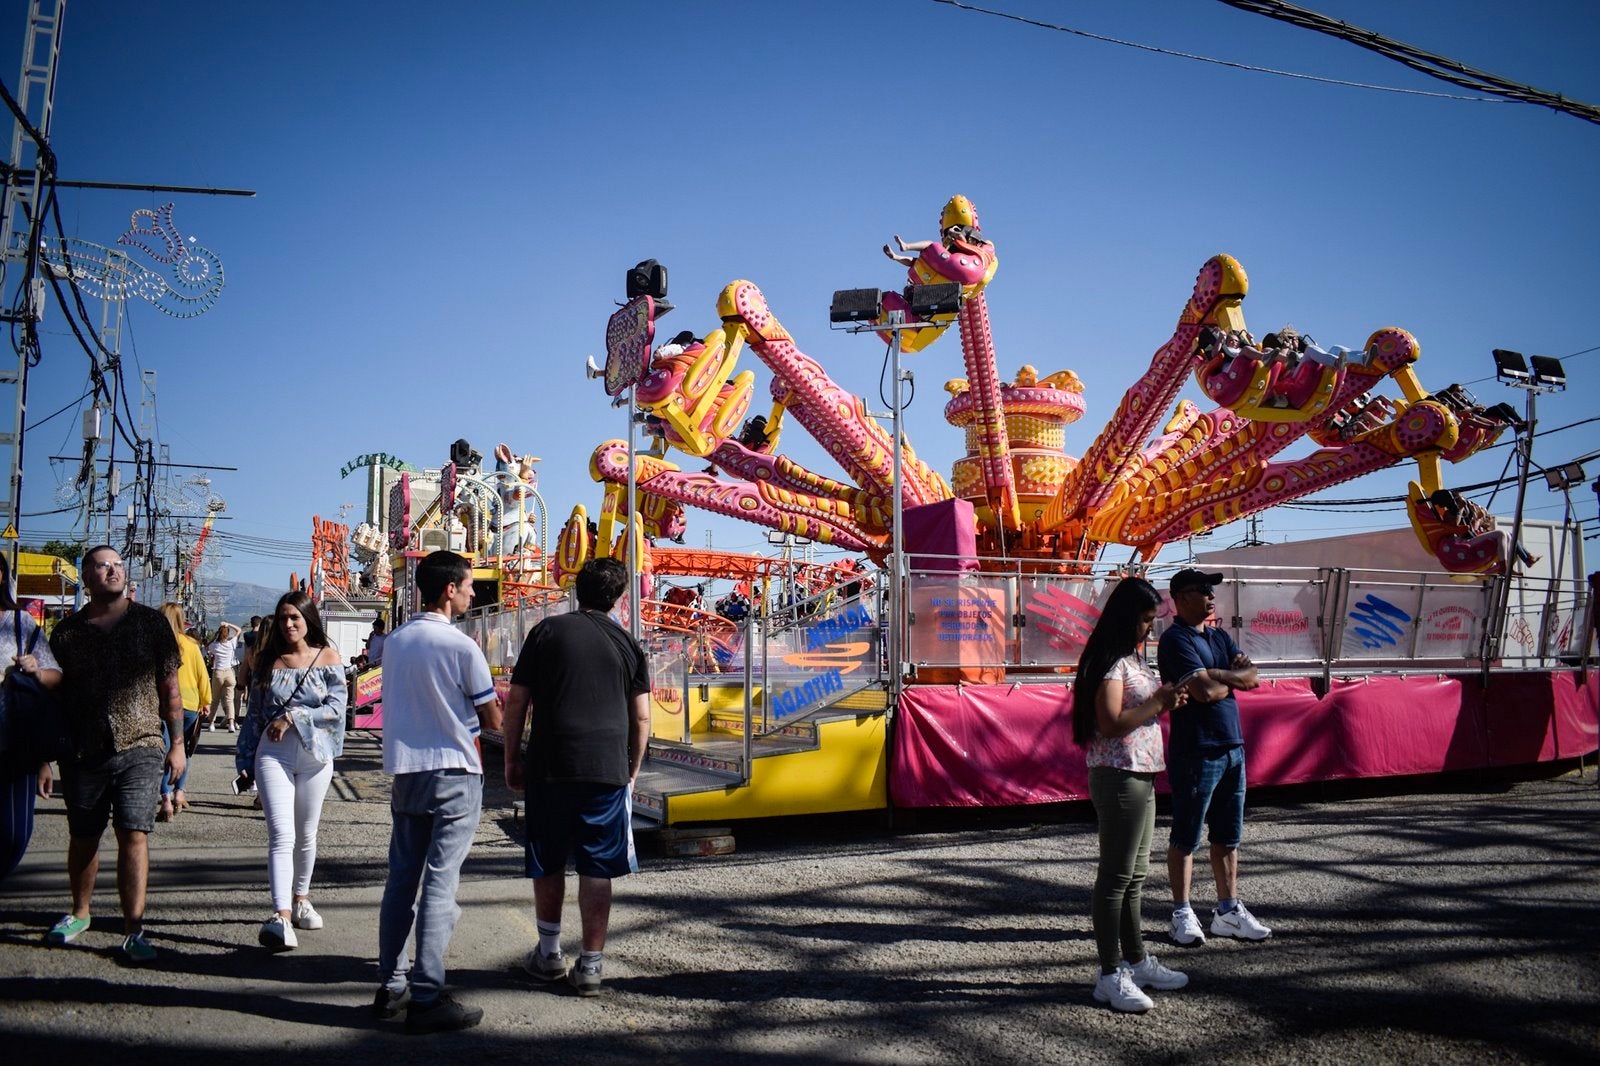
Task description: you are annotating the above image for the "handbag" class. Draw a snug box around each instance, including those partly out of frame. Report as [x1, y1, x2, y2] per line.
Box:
[0, 610, 66, 774]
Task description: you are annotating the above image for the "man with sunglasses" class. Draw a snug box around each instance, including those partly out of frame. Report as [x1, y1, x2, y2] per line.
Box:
[1158, 569, 1269, 946]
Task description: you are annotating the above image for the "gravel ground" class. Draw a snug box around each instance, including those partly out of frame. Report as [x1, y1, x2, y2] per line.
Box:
[1, 729, 1597, 1064]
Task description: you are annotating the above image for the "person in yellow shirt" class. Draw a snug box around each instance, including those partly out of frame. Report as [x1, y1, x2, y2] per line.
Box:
[158, 603, 211, 819]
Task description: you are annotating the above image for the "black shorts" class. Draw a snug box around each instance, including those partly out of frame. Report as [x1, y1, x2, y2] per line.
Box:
[523, 779, 637, 879]
[62, 746, 165, 837]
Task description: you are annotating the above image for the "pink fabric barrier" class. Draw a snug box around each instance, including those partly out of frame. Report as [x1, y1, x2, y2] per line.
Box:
[890, 671, 1600, 808]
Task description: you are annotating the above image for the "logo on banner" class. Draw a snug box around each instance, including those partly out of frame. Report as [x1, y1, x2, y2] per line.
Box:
[652, 684, 684, 718]
[782, 642, 872, 675]
[1249, 609, 1308, 635]
[1348, 594, 1411, 650]
[1422, 605, 1475, 644]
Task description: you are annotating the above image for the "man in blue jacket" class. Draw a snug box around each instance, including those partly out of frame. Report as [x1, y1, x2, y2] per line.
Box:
[1158, 569, 1270, 946]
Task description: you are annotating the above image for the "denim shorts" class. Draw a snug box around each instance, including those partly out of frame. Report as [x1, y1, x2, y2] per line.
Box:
[1167, 746, 1246, 854]
[524, 779, 637, 880]
[62, 745, 166, 837]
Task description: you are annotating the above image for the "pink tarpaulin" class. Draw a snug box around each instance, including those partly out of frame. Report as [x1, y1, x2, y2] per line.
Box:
[890, 671, 1600, 808]
[903, 498, 978, 573]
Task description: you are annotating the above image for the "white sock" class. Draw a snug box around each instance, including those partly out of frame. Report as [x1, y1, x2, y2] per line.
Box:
[537, 920, 561, 957]
[579, 949, 603, 971]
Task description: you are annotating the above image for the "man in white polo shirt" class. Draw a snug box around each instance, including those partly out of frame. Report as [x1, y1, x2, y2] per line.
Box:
[372, 550, 501, 1035]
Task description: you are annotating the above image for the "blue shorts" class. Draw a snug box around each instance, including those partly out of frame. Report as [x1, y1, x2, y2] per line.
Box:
[524, 780, 637, 879]
[1167, 746, 1246, 854]
[62, 746, 165, 837]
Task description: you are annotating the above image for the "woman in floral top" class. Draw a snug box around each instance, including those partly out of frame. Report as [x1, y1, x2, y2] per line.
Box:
[1071, 578, 1189, 1013]
[237, 590, 346, 952]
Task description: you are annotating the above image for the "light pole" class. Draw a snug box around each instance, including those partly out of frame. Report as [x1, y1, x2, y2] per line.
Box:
[829, 282, 961, 704]
[599, 260, 671, 642]
[1540, 459, 1586, 660]
[1487, 349, 1568, 662]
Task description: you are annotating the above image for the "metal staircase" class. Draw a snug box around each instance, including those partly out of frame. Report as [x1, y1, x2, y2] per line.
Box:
[633, 582, 892, 824]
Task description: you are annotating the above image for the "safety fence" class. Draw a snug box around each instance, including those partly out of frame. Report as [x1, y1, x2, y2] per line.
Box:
[901, 557, 1595, 678]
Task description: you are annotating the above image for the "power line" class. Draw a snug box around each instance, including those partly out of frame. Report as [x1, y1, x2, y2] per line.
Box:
[25, 386, 94, 432]
[925, 0, 1517, 105]
[1216, 0, 1600, 126]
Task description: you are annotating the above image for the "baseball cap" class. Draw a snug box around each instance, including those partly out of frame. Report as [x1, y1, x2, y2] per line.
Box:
[1170, 568, 1224, 594]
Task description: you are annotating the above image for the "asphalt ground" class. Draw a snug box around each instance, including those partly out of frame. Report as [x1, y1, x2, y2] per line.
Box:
[1, 729, 1597, 1064]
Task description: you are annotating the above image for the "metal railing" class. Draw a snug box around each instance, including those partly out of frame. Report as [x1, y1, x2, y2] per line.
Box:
[900, 555, 1594, 678]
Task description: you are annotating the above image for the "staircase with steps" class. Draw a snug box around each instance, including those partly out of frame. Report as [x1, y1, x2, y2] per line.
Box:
[633, 586, 893, 825]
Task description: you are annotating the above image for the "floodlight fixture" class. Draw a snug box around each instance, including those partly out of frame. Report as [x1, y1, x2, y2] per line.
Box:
[1542, 461, 1586, 491]
[1491, 349, 1529, 384]
[1529, 355, 1567, 390]
[625, 259, 672, 315]
[907, 282, 961, 318]
[829, 288, 882, 324]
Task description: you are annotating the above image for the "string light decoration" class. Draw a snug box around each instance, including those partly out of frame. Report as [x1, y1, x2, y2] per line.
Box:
[39, 202, 225, 318]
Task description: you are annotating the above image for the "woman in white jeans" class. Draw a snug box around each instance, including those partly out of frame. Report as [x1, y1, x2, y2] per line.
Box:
[236, 590, 346, 951]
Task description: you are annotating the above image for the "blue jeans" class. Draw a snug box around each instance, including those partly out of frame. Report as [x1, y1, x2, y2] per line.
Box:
[0, 768, 37, 883]
[377, 769, 483, 1005]
[1167, 746, 1246, 854]
[161, 711, 201, 796]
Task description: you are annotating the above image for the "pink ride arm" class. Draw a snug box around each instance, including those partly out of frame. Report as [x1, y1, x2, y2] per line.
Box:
[955, 293, 1021, 530]
[1090, 399, 1461, 548]
[1044, 255, 1248, 531]
[718, 281, 950, 513]
[709, 441, 891, 534]
[591, 440, 881, 555]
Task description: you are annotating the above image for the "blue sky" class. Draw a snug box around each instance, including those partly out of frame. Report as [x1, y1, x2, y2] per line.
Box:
[7, 0, 1598, 590]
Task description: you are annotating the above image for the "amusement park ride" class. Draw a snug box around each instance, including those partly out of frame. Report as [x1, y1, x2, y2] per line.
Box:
[327, 196, 1594, 825]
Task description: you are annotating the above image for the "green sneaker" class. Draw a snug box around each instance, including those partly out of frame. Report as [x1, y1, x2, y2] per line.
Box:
[46, 914, 90, 944]
[120, 933, 157, 964]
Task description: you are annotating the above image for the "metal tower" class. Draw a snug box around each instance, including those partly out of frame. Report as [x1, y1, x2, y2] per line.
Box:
[0, 0, 66, 560]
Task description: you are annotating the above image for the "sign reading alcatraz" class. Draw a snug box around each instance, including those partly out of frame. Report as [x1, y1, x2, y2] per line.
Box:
[339, 453, 416, 479]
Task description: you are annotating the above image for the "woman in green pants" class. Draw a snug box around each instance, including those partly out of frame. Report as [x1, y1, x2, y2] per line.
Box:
[1072, 577, 1189, 1013]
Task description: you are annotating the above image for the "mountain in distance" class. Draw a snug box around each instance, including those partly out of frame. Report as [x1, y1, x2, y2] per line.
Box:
[204, 579, 286, 625]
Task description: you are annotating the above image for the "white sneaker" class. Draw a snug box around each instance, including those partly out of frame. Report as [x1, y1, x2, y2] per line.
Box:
[1128, 953, 1188, 990]
[1092, 967, 1154, 1013]
[1170, 908, 1206, 945]
[1211, 903, 1271, 940]
[259, 914, 297, 951]
[291, 899, 323, 930]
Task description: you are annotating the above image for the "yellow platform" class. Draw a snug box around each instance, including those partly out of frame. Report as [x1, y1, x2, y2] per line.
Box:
[661, 711, 888, 823]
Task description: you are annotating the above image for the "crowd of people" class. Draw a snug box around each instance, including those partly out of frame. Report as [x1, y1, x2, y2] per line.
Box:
[0, 548, 648, 1035]
[0, 545, 1273, 1028]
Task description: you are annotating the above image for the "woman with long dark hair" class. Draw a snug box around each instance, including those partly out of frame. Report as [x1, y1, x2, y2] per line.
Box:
[1072, 577, 1189, 1013]
[0, 553, 62, 882]
[236, 590, 346, 951]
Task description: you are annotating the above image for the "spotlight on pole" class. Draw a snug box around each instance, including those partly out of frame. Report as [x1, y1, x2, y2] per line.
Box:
[626, 259, 672, 315]
[1529, 355, 1567, 391]
[1543, 461, 1586, 492]
[1492, 349, 1529, 385]
[829, 288, 882, 324]
[907, 282, 961, 319]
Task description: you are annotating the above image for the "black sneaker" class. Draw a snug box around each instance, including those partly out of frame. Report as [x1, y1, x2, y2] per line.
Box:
[372, 986, 411, 1020]
[404, 992, 483, 1035]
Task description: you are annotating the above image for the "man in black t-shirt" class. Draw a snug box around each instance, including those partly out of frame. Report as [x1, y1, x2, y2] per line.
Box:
[502, 558, 650, 997]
